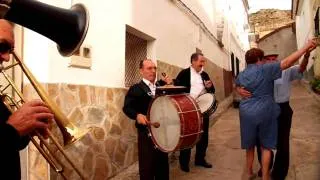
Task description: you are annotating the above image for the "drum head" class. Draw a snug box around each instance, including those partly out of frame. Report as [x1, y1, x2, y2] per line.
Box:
[197, 93, 214, 113]
[149, 96, 181, 152]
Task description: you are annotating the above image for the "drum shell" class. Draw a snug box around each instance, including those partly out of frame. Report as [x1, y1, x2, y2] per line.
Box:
[197, 93, 218, 116]
[148, 94, 203, 152]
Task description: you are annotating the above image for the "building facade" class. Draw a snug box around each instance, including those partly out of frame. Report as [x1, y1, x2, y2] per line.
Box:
[258, 23, 297, 61]
[292, 0, 320, 79]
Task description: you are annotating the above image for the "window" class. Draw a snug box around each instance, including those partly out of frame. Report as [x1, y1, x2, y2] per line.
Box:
[231, 53, 235, 76]
[314, 7, 320, 36]
[125, 32, 147, 87]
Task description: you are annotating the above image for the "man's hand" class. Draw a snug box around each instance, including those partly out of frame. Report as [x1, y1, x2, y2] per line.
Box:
[306, 38, 318, 50]
[204, 80, 213, 88]
[161, 73, 173, 85]
[7, 100, 54, 137]
[136, 114, 149, 125]
[236, 87, 252, 98]
[299, 46, 317, 73]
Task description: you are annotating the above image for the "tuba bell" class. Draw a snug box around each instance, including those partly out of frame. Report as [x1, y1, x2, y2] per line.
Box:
[0, 0, 89, 56]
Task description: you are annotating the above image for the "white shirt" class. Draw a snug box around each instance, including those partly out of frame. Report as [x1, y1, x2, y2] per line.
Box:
[274, 65, 302, 103]
[143, 78, 156, 96]
[190, 66, 205, 99]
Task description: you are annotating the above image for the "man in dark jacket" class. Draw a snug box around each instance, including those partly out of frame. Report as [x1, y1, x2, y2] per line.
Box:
[0, 19, 53, 180]
[175, 52, 215, 172]
[123, 59, 170, 180]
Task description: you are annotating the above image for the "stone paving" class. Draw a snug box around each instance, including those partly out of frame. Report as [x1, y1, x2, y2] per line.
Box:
[111, 83, 320, 180]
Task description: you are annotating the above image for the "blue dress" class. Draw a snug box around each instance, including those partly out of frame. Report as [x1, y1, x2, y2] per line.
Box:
[236, 62, 282, 149]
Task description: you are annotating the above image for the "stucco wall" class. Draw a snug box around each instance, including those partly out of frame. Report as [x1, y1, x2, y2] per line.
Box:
[258, 26, 297, 61]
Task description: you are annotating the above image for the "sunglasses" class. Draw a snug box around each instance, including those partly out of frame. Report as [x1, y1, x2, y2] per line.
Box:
[0, 40, 13, 54]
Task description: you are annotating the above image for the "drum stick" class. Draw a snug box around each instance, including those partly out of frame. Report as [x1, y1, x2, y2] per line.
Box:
[148, 122, 160, 128]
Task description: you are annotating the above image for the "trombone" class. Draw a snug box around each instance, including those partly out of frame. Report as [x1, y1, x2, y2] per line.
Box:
[0, 52, 89, 180]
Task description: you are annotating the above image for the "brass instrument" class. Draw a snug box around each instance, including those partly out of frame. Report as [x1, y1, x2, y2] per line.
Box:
[0, 52, 89, 179]
[0, 0, 89, 57]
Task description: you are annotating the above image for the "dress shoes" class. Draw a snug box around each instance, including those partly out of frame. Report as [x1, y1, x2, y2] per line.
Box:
[180, 165, 190, 172]
[195, 160, 212, 168]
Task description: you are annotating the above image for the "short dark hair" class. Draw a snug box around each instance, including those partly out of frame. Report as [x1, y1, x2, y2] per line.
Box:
[139, 60, 144, 69]
[190, 52, 204, 63]
[245, 48, 264, 64]
[139, 59, 153, 69]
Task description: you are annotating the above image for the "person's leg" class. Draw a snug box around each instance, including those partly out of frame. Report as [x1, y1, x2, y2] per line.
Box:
[179, 148, 191, 172]
[257, 139, 262, 164]
[272, 102, 293, 180]
[155, 150, 169, 180]
[195, 114, 211, 167]
[261, 147, 272, 180]
[239, 110, 258, 179]
[138, 130, 155, 180]
[246, 147, 255, 176]
[257, 139, 274, 177]
[259, 104, 279, 180]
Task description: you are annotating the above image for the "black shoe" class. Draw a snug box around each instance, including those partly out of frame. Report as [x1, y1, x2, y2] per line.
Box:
[195, 160, 212, 168]
[180, 165, 190, 172]
[271, 172, 284, 180]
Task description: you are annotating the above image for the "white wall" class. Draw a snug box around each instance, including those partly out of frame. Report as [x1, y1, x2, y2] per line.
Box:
[22, 0, 249, 87]
[258, 27, 297, 61]
[24, 0, 128, 87]
[294, 0, 319, 72]
[218, 0, 249, 71]
[295, 0, 313, 49]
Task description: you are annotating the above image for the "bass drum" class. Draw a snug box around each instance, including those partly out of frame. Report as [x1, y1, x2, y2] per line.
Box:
[148, 94, 203, 152]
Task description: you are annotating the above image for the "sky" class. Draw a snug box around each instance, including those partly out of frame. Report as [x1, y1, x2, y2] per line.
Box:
[248, 0, 292, 13]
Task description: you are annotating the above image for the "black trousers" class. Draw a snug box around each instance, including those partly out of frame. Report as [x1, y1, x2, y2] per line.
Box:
[138, 129, 169, 180]
[257, 102, 293, 180]
[179, 114, 209, 166]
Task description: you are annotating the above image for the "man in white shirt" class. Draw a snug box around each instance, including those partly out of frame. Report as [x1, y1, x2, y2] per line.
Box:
[175, 53, 215, 172]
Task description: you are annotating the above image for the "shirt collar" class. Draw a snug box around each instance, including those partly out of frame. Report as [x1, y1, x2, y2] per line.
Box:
[190, 66, 203, 74]
[142, 78, 156, 86]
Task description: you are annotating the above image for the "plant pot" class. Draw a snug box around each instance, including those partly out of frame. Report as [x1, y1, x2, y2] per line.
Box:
[312, 86, 320, 95]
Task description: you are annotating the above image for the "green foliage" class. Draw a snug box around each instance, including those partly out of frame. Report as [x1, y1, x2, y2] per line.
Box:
[310, 78, 320, 90]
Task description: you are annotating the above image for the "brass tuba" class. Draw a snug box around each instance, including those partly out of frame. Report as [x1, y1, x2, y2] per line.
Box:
[0, 0, 91, 179]
[0, 0, 89, 57]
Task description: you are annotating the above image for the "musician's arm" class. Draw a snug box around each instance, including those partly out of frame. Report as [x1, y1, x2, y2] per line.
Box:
[235, 86, 252, 98]
[207, 85, 215, 94]
[174, 71, 184, 86]
[122, 86, 139, 120]
[0, 123, 26, 150]
[204, 73, 215, 93]
[206, 77, 215, 93]
[17, 135, 30, 150]
[156, 79, 167, 86]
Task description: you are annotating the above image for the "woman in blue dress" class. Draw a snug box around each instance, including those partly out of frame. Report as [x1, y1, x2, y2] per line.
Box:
[236, 39, 317, 180]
